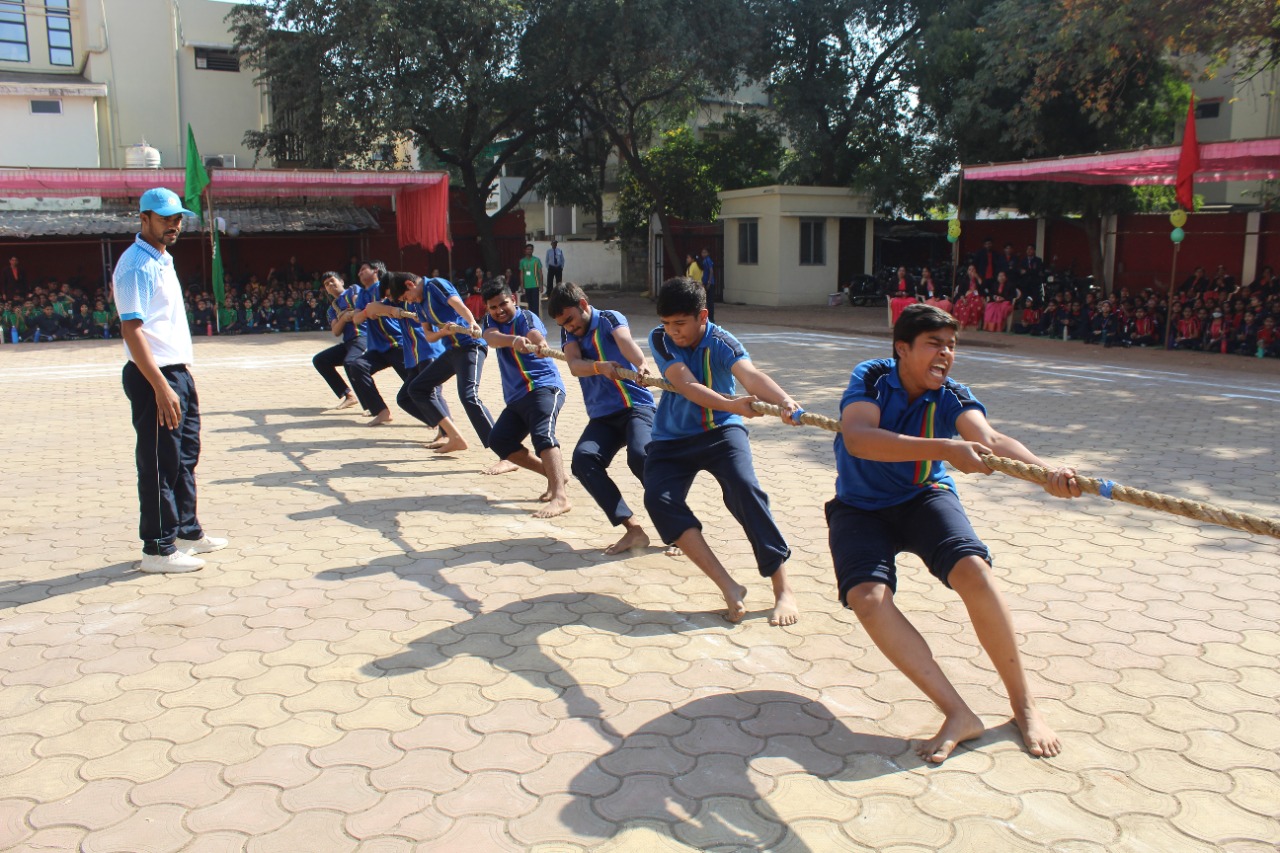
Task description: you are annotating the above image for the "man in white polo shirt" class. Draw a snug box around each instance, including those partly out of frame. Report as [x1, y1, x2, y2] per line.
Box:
[116, 187, 227, 573]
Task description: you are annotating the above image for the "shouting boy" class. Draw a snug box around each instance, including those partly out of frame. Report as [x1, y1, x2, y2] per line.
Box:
[829, 303, 1079, 763]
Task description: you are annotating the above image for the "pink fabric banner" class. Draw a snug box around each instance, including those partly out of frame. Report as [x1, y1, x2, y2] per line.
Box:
[963, 138, 1280, 185]
[0, 167, 447, 197]
[0, 168, 450, 250]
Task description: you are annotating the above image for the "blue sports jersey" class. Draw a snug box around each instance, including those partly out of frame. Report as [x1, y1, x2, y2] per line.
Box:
[422, 277, 484, 350]
[328, 286, 361, 343]
[484, 308, 565, 404]
[355, 282, 401, 352]
[648, 321, 748, 442]
[561, 308, 655, 419]
[390, 299, 446, 369]
[833, 358, 987, 510]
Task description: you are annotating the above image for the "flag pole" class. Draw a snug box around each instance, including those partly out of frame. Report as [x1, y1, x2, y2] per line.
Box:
[205, 186, 220, 333]
[1165, 241, 1180, 349]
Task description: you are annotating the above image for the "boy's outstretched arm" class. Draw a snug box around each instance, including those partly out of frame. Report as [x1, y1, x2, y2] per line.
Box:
[841, 401, 991, 473]
[663, 362, 758, 418]
[955, 409, 1081, 499]
[730, 361, 803, 425]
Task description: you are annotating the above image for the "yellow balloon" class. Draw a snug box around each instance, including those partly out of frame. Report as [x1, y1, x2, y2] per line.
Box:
[1170, 209, 1188, 228]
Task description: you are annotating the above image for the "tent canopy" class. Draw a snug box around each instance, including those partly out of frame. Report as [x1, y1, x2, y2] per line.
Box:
[962, 138, 1280, 185]
[0, 168, 451, 249]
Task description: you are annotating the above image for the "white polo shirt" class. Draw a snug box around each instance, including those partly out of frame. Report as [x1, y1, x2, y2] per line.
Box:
[113, 233, 194, 367]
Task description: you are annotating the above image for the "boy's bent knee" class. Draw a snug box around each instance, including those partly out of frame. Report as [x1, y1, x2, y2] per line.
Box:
[947, 556, 995, 592]
[845, 581, 893, 617]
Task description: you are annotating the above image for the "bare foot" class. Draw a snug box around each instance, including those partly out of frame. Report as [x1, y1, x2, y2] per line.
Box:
[663, 546, 684, 559]
[604, 526, 650, 555]
[769, 588, 800, 627]
[483, 460, 519, 475]
[721, 582, 749, 623]
[336, 394, 359, 410]
[533, 494, 572, 518]
[1014, 706, 1061, 758]
[366, 409, 392, 426]
[538, 489, 552, 502]
[915, 710, 985, 764]
[432, 437, 468, 454]
[424, 430, 448, 448]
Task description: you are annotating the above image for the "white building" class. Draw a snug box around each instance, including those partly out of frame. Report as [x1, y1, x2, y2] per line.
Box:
[0, 0, 268, 171]
[1189, 60, 1280, 208]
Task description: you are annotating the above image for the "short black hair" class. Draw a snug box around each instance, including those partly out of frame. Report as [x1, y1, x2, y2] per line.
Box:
[656, 276, 705, 316]
[481, 278, 512, 303]
[546, 282, 587, 316]
[892, 303, 958, 359]
[321, 271, 343, 284]
[382, 271, 418, 301]
[362, 259, 387, 278]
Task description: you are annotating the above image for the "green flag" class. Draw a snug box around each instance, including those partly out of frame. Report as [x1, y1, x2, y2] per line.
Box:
[183, 124, 210, 221]
[211, 228, 225, 326]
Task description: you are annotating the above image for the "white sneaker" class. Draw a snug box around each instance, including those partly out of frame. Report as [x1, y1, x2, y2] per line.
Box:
[178, 535, 228, 554]
[140, 551, 205, 574]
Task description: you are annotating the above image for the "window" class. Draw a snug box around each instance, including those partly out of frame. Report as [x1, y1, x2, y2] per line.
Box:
[738, 219, 758, 265]
[1194, 100, 1221, 120]
[0, 1, 28, 63]
[46, 0, 71, 66]
[30, 98, 61, 114]
[799, 218, 825, 266]
[195, 47, 240, 72]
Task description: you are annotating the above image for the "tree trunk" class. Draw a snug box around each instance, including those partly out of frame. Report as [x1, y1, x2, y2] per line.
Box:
[458, 164, 503, 273]
[654, 206, 680, 292]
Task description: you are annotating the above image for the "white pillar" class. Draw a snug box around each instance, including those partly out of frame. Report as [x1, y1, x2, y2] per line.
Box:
[1243, 210, 1261, 284]
[863, 217, 875, 275]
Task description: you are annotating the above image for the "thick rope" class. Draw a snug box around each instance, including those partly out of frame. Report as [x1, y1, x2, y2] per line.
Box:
[533, 343, 1280, 540]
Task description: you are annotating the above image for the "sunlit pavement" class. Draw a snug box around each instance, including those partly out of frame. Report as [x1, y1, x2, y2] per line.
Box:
[1, 298, 1276, 852]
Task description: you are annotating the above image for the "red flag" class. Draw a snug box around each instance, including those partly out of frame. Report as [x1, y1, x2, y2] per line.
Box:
[1176, 97, 1199, 210]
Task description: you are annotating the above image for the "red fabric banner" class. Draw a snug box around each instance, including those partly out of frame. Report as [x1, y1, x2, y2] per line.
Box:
[397, 181, 452, 250]
[1176, 98, 1200, 210]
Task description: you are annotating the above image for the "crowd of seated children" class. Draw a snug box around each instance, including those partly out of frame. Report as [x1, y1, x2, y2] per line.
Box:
[1004, 263, 1280, 357]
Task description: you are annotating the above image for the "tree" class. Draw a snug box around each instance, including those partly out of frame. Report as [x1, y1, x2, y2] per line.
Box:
[228, 0, 590, 270]
[574, 0, 756, 271]
[917, 0, 1187, 285]
[616, 117, 784, 239]
[745, 0, 953, 213]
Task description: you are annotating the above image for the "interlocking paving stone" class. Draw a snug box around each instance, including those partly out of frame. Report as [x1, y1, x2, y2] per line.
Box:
[1, 307, 1277, 850]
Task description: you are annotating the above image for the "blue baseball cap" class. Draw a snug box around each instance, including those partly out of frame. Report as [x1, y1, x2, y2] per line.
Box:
[139, 187, 196, 217]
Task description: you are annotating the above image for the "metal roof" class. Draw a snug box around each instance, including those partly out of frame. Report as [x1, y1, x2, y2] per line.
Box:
[0, 203, 380, 239]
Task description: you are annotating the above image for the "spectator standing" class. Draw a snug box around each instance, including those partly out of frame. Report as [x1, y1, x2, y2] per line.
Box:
[700, 248, 717, 322]
[1, 256, 25, 298]
[546, 239, 565, 291]
[115, 187, 227, 574]
[518, 243, 545, 314]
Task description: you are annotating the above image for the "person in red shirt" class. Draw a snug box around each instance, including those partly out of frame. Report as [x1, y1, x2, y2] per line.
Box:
[1129, 306, 1158, 347]
[464, 278, 486, 324]
[1174, 307, 1202, 350]
[889, 267, 919, 325]
[1256, 315, 1279, 357]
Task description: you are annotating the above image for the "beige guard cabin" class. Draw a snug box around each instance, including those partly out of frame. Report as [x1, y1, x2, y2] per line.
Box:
[719, 185, 876, 307]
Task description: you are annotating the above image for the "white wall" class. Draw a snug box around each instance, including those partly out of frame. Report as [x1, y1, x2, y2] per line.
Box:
[531, 240, 622, 288]
[0, 96, 100, 167]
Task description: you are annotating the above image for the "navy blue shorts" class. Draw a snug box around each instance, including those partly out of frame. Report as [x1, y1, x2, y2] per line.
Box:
[489, 386, 565, 459]
[826, 487, 990, 604]
[644, 425, 790, 576]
